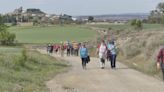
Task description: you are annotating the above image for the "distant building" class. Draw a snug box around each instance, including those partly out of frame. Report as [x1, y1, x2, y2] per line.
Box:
[72, 17, 77, 21]
[59, 14, 73, 24]
[4, 7, 73, 25]
[23, 8, 46, 17]
[59, 14, 72, 20]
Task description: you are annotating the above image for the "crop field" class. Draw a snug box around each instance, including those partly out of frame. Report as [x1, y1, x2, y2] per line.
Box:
[8, 25, 97, 44]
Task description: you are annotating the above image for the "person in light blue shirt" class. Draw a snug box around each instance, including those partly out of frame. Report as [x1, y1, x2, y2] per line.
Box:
[107, 41, 117, 69]
[80, 44, 89, 69]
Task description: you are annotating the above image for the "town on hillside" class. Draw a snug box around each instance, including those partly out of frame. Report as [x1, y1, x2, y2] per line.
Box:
[2, 7, 74, 26]
[1, 7, 149, 26]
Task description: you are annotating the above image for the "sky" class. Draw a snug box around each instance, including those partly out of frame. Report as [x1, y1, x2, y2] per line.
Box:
[0, 0, 164, 16]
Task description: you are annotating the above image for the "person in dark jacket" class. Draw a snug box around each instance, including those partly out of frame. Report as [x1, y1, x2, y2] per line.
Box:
[80, 44, 88, 69]
[47, 44, 53, 55]
[157, 47, 164, 81]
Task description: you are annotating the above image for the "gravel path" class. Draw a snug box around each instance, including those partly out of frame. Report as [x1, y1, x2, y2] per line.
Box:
[38, 49, 164, 92]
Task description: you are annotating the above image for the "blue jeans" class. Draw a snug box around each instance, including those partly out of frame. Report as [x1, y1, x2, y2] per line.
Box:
[110, 54, 117, 68]
[81, 58, 87, 69]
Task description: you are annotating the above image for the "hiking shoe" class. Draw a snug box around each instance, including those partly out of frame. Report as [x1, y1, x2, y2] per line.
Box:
[101, 67, 105, 69]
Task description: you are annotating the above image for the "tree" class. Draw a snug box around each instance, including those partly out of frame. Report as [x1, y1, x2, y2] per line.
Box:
[130, 19, 137, 26]
[130, 19, 143, 31]
[157, 2, 164, 13]
[33, 17, 39, 26]
[88, 16, 94, 22]
[161, 15, 164, 24]
[0, 15, 16, 45]
[148, 2, 164, 24]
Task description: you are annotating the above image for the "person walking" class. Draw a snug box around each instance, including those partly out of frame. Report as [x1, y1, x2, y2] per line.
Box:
[50, 44, 54, 55]
[69, 42, 74, 56]
[47, 44, 51, 54]
[67, 42, 71, 56]
[47, 44, 53, 55]
[157, 46, 164, 81]
[73, 42, 79, 56]
[107, 41, 117, 69]
[97, 40, 107, 69]
[60, 42, 65, 57]
[80, 44, 89, 69]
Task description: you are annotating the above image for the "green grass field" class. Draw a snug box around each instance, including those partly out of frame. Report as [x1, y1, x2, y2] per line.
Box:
[0, 47, 67, 92]
[8, 25, 97, 44]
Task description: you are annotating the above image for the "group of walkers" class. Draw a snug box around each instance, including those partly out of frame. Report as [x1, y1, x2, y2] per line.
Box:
[79, 39, 117, 70]
[47, 41, 80, 57]
[46, 39, 164, 81]
[96, 40, 117, 69]
[79, 40, 164, 81]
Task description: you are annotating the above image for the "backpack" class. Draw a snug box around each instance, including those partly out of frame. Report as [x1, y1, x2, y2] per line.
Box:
[86, 55, 90, 63]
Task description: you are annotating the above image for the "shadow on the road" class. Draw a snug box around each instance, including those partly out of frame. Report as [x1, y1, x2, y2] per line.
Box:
[116, 67, 130, 70]
[85, 67, 130, 70]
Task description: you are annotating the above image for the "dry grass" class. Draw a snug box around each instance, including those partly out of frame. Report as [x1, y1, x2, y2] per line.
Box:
[117, 30, 164, 79]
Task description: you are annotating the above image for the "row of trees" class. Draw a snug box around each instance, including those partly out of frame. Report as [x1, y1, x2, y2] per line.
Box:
[0, 15, 16, 45]
[129, 2, 164, 30]
[148, 2, 164, 24]
[3, 15, 18, 25]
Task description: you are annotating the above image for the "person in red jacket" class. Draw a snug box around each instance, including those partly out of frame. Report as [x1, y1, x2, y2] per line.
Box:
[157, 47, 164, 81]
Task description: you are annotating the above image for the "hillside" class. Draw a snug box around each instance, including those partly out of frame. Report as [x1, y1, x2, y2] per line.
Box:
[90, 23, 164, 79]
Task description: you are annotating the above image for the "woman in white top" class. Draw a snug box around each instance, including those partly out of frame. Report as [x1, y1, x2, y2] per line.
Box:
[97, 40, 107, 69]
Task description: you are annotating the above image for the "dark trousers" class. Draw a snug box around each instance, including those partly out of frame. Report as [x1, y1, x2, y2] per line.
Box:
[161, 62, 164, 81]
[81, 58, 87, 69]
[110, 54, 117, 68]
[71, 48, 74, 56]
[67, 49, 70, 56]
[74, 49, 78, 56]
[107, 50, 111, 61]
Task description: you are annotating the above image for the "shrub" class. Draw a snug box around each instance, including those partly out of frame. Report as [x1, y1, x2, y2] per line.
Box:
[130, 19, 143, 31]
[17, 49, 27, 66]
[0, 15, 16, 45]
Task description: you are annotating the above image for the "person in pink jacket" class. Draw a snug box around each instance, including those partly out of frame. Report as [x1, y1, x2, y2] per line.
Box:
[157, 46, 164, 81]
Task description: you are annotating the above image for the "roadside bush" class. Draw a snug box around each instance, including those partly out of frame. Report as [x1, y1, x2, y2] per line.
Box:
[0, 15, 16, 45]
[17, 49, 27, 66]
[130, 19, 143, 31]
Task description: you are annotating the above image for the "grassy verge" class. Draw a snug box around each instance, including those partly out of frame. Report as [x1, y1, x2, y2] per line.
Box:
[0, 47, 68, 92]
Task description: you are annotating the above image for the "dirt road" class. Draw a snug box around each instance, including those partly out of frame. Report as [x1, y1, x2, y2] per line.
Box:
[38, 49, 164, 92]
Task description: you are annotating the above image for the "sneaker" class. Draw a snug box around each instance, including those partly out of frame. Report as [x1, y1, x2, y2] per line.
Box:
[101, 67, 105, 69]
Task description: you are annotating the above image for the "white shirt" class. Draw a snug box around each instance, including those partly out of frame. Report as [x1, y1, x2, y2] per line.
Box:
[99, 44, 107, 58]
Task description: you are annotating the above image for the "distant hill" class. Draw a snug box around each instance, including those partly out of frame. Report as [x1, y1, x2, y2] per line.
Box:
[75, 13, 149, 21]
